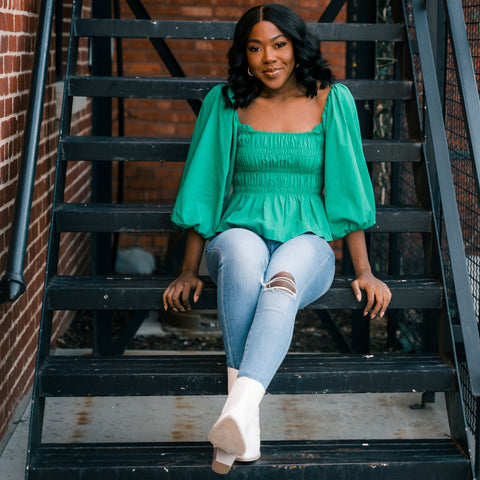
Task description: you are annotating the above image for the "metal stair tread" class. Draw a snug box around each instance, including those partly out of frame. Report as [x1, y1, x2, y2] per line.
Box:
[29, 439, 469, 479]
[74, 18, 405, 42]
[45, 275, 443, 310]
[54, 203, 432, 233]
[60, 136, 422, 163]
[67, 76, 413, 100]
[39, 353, 455, 396]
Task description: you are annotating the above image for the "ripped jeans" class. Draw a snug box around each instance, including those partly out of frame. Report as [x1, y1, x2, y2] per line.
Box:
[205, 228, 335, 390]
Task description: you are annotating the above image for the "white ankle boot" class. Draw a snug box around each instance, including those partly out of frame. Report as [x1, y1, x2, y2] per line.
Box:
[227, 368, 261, 463]
[209, 372, 264, 474]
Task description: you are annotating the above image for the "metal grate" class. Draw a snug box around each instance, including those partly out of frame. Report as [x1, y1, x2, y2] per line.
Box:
[457, 2, 480, 321]
[459, 356, 478, 436]
[442, 0, 480, 436]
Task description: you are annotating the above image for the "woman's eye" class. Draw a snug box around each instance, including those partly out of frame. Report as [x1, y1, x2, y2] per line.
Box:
[247, 46, 261, 52]
[275, 41, 287, 48]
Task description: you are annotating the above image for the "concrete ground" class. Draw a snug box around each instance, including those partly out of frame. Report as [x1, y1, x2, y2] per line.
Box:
[0, 349, 451, 480]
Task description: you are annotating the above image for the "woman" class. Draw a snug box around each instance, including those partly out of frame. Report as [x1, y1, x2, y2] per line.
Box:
[163, 3, 392, 474]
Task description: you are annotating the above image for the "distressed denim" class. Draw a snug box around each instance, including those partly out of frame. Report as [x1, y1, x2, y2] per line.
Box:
[205, 228, 335, 389]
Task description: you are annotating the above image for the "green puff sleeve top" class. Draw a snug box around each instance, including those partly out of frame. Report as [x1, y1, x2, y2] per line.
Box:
[171, 83, 375, 242]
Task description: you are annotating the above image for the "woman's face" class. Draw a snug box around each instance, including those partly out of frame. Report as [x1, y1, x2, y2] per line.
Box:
[246, 21, 297, 95]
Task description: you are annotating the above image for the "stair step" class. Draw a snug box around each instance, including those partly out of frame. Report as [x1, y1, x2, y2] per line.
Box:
[74, 18, 405, 42]
[61, 136, 191, 162]
[45, 275, 442, 310]
[61, 136, 422, 163]
[55, 204, 173, 233]
[67, 76, 413, 100]
[54, 203, 431, 234]
[29, 439, 469, 480]
[363, 139, 422, 163]
[39, 353, 454, 396]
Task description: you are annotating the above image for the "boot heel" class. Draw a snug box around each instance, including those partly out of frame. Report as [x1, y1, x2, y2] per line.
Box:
[208, 415, 246, 456]
[212, 447, 236, 475]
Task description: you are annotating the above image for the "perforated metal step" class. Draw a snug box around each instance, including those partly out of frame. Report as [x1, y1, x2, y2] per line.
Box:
[29, 439, 469, 480]
[39, 353, 455, 397]
[45, 275, 442, 311]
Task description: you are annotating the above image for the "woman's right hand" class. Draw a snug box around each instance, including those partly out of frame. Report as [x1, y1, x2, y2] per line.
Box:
[162, 271, 204, 312]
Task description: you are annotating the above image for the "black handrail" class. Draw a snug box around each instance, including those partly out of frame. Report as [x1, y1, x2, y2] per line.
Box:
[55, 0, 64, 81]
[0, 0, 56, 304]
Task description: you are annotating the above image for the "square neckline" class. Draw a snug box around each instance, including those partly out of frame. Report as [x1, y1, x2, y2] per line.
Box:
[234, 85, 334, 134]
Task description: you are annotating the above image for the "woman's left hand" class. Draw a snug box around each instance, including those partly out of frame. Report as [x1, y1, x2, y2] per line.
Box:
[350, 272, 392, 319]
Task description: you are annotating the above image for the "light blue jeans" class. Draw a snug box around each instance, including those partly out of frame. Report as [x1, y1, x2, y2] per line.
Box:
[205, 228, 335, 390]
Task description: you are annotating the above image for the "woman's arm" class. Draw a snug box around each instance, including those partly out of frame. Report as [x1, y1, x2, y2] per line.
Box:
[162, 228, 206, 312]
[344, 229, 392, 318]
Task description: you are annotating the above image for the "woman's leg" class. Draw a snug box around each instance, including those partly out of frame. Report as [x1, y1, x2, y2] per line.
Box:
[207, 233, 335, 472]
[205, 228, 269, 370]
[238, 234, 335, 389]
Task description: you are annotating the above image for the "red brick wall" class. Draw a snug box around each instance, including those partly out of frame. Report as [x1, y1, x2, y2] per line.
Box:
[0, 0, 92, 445]
[113, 0, 346, 263]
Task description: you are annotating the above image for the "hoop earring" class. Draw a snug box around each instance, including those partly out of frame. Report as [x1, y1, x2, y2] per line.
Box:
[247, 67, 254, 77]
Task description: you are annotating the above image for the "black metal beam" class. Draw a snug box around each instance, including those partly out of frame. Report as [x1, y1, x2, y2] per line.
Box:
[315, 311, 354, 353]
[346, 0, 377, 138]
[60, 136, 422, 163]
[45, 275, 443, 311]
[319, 0, 347, 22]
[73, 19, 405, 42]
[67, 76, 413, 100]
[38, 353, 455, 396]
[30, 440, 469, 479]
[91, 0, 114, 355]
[125, 0, 201, 115]
[111, 311, 149, 355]
[309, 23, 405, 42]
[53, 203, 432, 234]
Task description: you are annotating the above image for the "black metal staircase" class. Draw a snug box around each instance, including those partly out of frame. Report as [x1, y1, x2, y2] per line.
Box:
[25, 0, 478, 478]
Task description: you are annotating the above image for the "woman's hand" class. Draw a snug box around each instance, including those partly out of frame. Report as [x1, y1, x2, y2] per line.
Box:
[351, 271, 392, 319]
[163, 228, 206, 312]
[162, 271, 204, 312]
[344, 230, 392, 318]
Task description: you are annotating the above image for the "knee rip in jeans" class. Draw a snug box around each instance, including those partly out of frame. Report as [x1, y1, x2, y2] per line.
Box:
[264, 272, 296, 297]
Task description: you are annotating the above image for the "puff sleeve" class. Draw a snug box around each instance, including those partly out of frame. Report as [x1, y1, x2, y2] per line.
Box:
[170, 85, 237, 239]
[323, 83, 376, 239]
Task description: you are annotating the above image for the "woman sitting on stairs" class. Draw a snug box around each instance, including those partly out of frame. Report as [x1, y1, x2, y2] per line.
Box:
[163, 3, 392, 474]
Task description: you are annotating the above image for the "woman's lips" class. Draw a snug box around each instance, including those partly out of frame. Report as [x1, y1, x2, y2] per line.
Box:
[264, 68, 281, 77]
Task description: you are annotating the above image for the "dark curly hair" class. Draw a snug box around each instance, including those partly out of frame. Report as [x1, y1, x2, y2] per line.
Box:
[222, 3, 333, 109]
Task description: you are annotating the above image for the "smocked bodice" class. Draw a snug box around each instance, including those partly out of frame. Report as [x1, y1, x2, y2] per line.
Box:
[233, 124, 324, 195]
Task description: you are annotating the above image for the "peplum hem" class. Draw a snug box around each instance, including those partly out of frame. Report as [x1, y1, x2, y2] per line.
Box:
[218, 192, 333, 243]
